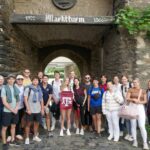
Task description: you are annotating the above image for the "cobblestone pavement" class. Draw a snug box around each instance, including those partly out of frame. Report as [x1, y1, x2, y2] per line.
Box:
[2, 128, 145, 150]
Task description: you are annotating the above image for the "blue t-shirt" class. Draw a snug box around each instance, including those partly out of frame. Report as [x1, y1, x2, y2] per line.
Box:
[88, 87, 104, 107]
[40, 84, 53, 105]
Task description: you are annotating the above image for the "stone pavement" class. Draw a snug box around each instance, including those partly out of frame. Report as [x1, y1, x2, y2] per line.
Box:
[4, 128, 145, 150]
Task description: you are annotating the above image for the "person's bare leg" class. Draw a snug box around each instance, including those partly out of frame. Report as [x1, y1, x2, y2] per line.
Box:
[45, 113, 51, 131]
[33, 122, 39, 136]
[92, 115, 97, 131]
[1, 126, 8, 144]
[61, 110, 65, 129]
[66, 109, 72, 129]
[96, 114, 101, 133]
[25, 121, 31, 138]
[10, 124, 16, 141]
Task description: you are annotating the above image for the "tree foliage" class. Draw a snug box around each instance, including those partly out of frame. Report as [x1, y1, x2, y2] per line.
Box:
[115, 6, 150, 38]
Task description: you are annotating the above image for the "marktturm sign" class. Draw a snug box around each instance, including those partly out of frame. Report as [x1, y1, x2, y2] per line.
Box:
[10, 14, 114, 25]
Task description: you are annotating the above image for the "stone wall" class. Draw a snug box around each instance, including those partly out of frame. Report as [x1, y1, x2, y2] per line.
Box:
[13, 0, 113, 16]
[103, 28, 136, 81]
[0, 0, 39, 76]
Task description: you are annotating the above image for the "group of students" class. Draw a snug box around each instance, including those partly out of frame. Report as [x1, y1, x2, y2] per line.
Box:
[0, 69, 150, 150]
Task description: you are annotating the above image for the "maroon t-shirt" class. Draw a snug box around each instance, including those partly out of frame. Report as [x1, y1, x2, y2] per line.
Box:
[100, 83, 107, 91]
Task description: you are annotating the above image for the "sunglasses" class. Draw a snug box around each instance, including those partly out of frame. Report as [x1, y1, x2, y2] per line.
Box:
[85, 77, 90, 79]
[17, 78, 23, 80]
[24, 72, 30, 73]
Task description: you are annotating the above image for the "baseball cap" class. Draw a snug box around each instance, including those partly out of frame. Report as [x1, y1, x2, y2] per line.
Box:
[7, 74, 16, 79]
[16, 75, 24, 80]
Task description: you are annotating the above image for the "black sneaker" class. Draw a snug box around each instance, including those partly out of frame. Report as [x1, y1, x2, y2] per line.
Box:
[9, 141, 20, 147]
[2, 144, 9, 150]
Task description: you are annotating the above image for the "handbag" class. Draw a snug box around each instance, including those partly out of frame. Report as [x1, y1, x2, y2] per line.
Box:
[119, 89, 142, 119]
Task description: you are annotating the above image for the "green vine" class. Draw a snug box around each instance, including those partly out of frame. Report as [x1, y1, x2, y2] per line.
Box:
[115, 6, 150, 38]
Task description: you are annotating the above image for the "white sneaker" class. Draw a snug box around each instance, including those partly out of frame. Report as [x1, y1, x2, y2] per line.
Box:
[73, 123, 76, 129]
[128, 135, 134, 141]
[143, 143, 149, 150]
[124, 134, 129, 140]
[120, 131, 123, 137]
[132, 140, 138, 147]
[16, 135, 23, 140]
[33, 136, 42, 142]
[114, 138, 119, 142]
[7, 136, 11, 143]
[80, 129, 84, 135]
[60, 129, 64, 137]
[66, 129, 71, 136]
[43, 124, 47, 130]
[107, 135, 113, 141]
[63, 127, 66, 130]
[100, 128, 105, 132]
[76, 128, 80, 135]
[25, 138, 30, 145]
[51, 125, 55, 131]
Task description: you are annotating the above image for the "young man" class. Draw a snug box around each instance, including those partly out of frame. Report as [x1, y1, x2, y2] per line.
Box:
[0, 75, 4, 136]
[24, 76, 44, 144]
[38, 71, 43, 85]
[23, 69, 32, 87]
[82, 74, 93, 131]
[40, 75, 53, 136]
[51, 71, 61, 131]
[15, 75, 25, 140]
[1, 74, 20, 149]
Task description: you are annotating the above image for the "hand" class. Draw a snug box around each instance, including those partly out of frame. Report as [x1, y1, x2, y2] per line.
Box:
[132, 98, 139, 103]
[88, 107, 90, 112]
[12, 108, 18, 114]
[26, 109, 31, 115]
[41, 109, 44, 116]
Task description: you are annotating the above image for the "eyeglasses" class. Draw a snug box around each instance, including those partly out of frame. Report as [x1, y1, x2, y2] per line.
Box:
[17, 78, 23, 80]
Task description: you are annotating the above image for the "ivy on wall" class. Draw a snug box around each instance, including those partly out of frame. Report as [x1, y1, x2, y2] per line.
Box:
[115, 6, 150, 38]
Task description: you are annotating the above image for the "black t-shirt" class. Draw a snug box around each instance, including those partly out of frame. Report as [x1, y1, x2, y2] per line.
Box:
[40, 84, 53, 105]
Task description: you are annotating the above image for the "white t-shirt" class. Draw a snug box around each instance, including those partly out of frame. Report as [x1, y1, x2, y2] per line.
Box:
[52, 80, 61, 101]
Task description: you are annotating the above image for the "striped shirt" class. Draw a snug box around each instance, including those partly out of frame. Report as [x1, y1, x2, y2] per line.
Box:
[102, 90, 124, 112]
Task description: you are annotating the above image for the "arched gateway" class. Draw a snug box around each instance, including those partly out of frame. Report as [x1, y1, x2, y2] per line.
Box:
[0, 0, 150, 86]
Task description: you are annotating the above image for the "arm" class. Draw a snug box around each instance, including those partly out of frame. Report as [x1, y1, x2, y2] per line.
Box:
[102, 93, 106, 114]
[83, 89, 87, 106]
[138, 92, 147, 104]
[45, 94, 52, 107]
[41, 99, 44, 116]
[24, 96, 31, 114]
[87, 95, 90, 112]
[2, 97, 15, 113]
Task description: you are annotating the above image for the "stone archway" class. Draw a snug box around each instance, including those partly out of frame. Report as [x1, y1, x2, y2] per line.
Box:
[40, 48, 89, 77]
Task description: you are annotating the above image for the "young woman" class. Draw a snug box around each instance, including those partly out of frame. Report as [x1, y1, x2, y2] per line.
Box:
[73, 78, 87, 135]
[59, 78, 73, 136]
[102, 81, 123, 142]
[120, 75, 133, 141]
[88, 77, 104, 137]
[126, 78, 149, 150]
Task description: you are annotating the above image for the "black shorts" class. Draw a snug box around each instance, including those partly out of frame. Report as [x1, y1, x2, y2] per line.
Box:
[90, 106, 102, 115]
[25, 113, 42, 123]
[2, 112, 19, 127]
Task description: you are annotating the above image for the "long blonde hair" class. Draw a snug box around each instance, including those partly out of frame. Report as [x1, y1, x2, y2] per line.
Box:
[60, 77, 70, 91]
